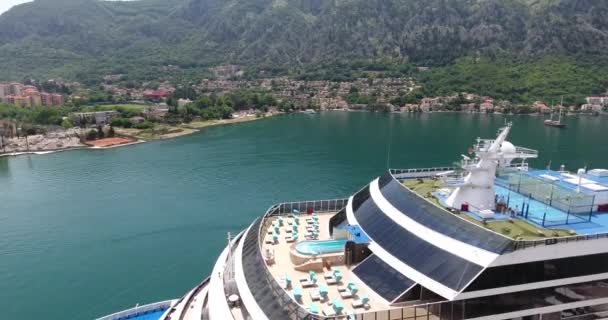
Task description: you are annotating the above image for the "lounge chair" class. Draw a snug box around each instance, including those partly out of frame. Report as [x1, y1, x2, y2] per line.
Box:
[293, 286, 303, 302]
[301, 280, 314, 288]
[301, 278, 316, 288]
[323, 308, 336, 317]
[338, 285, 348, 292]
[308, 303, 319, 314]
[319, 284, 329, 300]
[351, 295, 369, 309]
[323, 272, 334, 279]
[283, 275, 292, 289]
[309, 290, 321, 301]
[326, 276, 340, 285]
[340, 290, 353, 299]
[332, 299, 344, 314]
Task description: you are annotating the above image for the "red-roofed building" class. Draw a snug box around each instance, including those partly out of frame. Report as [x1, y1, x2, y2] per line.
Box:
[144, 90, 170, 101]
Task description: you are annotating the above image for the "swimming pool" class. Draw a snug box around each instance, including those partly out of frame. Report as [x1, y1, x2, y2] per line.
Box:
[295, 239, 348, 255]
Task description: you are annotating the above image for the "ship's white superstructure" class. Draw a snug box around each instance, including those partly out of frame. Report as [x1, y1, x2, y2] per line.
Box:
[99, 125, 608, 320]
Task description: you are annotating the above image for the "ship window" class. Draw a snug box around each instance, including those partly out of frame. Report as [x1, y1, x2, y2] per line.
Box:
[353, 254, 416, 302]
[465, 252, 608, 292]
[354, 187, 483, 291]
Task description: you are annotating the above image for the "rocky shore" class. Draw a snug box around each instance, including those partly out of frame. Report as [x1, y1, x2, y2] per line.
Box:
[0, 112, 280, 157]
[0, 128, 86, 154]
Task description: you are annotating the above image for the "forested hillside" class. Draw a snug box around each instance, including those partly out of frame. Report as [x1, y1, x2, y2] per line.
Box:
[1, 0, 607, 101]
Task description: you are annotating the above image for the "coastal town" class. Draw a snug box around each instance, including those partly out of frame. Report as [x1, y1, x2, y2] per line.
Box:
[1, 65, 607, 155]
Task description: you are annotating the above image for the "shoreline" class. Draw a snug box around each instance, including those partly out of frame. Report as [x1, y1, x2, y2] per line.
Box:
[0, 113, 280, 158]
[1, 110, 602, 159]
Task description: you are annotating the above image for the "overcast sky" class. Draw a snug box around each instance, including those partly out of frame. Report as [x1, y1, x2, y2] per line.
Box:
[0, 0, 33, 15]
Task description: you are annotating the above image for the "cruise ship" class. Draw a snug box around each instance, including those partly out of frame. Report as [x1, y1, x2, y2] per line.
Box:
[98, 124, 608, 320]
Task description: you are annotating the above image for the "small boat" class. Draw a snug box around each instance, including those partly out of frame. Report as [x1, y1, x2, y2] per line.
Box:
[303, 109, 317, 114]
[544, 98, 566, 128]
[544, 118, 566, 128]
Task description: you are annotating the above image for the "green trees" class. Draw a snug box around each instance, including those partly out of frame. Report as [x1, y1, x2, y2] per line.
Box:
[419, 56, 608, 104]
[61, 118, 73, 129]
[96, 125, 105, 139]
[133, 121, 154, 129]
[110, 118, 132, 128]
[86, 129, 97, 141]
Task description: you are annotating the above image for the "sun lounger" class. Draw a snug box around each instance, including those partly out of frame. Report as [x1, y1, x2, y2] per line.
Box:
[293, 286, 303, 301]
[326, 277, 338, 285]
[340, 290, 353, 299]
[309, 290, 321, 301]
[286, 236, 296, 243]
[332, 299, 344, 314]
[308, 303, 319, 314]
[301, 274, 317, 288]
[338, 285, 347, 292]
[281, 275, 292, 289]
[324, 272, 334, 279]
[265, 239, 274, 244]
[323, 308, 336, 317]
[351, 295, 370, 309]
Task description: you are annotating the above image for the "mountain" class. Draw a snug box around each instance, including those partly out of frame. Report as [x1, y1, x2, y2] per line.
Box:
[1, 0, 608, 86]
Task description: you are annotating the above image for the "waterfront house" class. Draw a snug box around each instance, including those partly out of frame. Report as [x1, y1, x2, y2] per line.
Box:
[479, 102, 494, 113]
[72, 111, 120, 126]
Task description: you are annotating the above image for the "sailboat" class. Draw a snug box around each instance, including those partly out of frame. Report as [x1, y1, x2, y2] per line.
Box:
[544, 98, 566, 128]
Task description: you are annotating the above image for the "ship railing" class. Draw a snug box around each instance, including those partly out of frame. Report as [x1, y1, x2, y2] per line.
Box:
[514, 146, 539, 156]
[511, 232, 608, 251]
[390, 167, 457, 180]
[264, 198, 350, 217]
[96, 299, 177, 320]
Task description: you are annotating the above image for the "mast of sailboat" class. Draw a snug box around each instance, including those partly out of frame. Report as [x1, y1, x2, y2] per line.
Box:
[558, 96, 564, 123]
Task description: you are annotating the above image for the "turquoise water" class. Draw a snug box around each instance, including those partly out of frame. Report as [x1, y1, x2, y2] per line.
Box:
[295, 239, 348, 255]
[1, 112, 608, 320]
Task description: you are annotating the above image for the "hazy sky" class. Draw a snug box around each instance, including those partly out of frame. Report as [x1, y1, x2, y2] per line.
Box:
[0, 0, 33, 15]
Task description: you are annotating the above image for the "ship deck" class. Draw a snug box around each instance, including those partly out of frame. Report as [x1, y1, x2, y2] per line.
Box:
[403, 172, 608, 240]
[261, 212, 437, 319]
